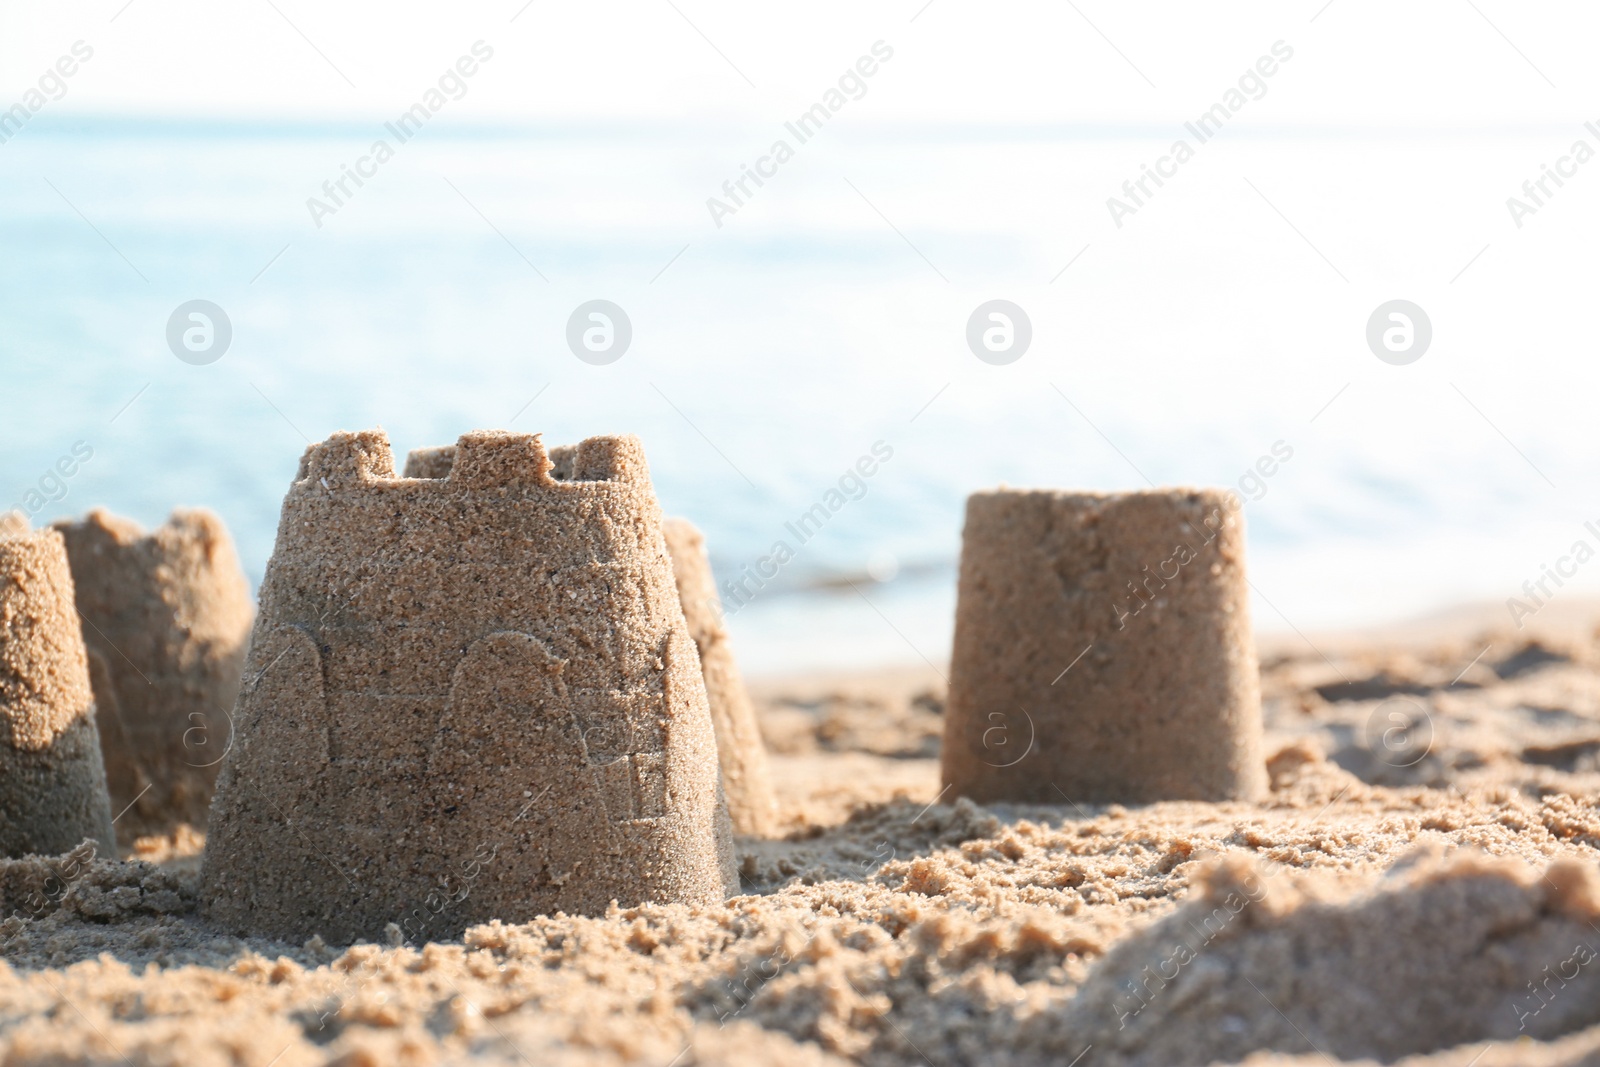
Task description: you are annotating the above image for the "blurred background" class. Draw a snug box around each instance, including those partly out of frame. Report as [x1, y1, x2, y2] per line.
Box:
[3, 0, 1597, 673]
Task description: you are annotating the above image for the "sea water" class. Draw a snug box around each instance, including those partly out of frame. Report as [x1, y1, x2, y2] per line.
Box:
[2, 117, 1595, 673]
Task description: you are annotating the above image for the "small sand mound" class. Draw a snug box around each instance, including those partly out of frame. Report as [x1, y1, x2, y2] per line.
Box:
[1035, 850, 1600, 1065]
[0, 838, 192, 940]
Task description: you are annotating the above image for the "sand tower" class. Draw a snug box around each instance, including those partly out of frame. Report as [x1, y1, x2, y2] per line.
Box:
[0, 513, 117, 858]
[660, 518, 779, 836]
[54, 509, 253, 845]
[941, 488, 1265, 805]
[202, 430, 737, 942]
[405, 450, 779, 836]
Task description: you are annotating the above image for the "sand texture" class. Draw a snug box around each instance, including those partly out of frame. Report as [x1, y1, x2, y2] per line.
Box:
[0, 518, 116, 858]
[943, 489, 1266, 805]
[201, 430, 737, 944]
[402, 453, 780, 838]
[401, 446, 455, 480]
[663, 517, 780, 837]
[53, 508, 253, 845]
[7, 604, 1600, 1062]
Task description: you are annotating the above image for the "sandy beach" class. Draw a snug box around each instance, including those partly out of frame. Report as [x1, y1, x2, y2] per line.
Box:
[10, 1, 1597, 1061]
[5, 599, 1600, 1065]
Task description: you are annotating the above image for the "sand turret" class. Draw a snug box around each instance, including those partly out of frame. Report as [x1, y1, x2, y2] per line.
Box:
[202, 430, 737, 942]
[941, 488, 1266, 805]
[0, 513, 117, 858]
[660, 518, 779, 836]
[53, 508, 253, 844]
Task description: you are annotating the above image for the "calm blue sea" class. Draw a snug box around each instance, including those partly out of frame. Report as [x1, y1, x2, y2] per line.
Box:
[4, 116, 1596, 672]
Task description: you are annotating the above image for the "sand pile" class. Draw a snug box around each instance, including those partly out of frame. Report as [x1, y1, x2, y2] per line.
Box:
[0, 516, 116, 859]
[1036, 850, 1600, 1063]
[53, 508, 253, 844]
[202, 430, 735, 944]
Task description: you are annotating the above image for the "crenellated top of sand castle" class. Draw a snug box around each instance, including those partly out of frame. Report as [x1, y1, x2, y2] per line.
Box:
[298, 428, 650, 492]
[258, 428, 689, 739]
[258, 429, 681, 701]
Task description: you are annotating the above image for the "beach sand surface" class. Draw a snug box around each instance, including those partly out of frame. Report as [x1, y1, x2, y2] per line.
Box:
[7, 602, 1600, 1064]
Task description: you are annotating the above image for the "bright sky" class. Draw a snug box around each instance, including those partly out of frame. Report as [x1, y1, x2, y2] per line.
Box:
[4, 0, 1594, 128]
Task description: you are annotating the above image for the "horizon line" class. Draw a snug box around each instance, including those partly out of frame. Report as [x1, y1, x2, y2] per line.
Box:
[10, 112, 1587, 143]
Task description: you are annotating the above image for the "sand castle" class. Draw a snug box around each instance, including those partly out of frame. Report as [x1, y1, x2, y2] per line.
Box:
[53, 509, 253, 845]
[0, 512, 117, 859]
[662, 518, 779, 836]
[202, 429, 737, 942]
[404, 448, 779, 837]
[941, 488, 1265, 804]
